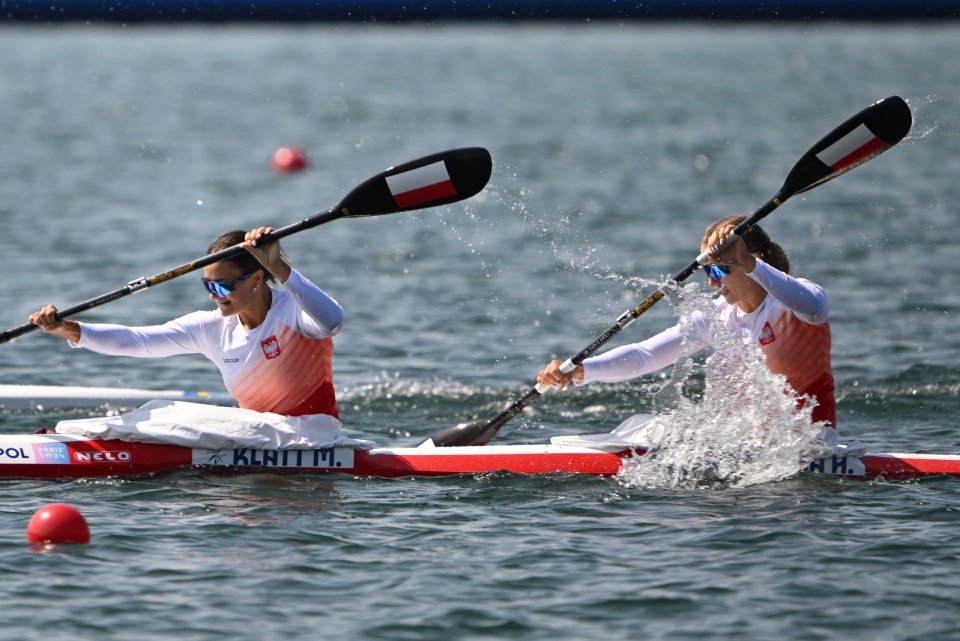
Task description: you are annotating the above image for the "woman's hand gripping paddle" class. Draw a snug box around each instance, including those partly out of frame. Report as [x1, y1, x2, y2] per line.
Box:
[420, 96, 912, 448]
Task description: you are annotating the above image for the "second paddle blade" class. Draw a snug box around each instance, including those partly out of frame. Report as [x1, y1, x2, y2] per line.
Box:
[418, 420, 498, 448]
[780, 95, 912, 198]
[338, 147, 493, 218]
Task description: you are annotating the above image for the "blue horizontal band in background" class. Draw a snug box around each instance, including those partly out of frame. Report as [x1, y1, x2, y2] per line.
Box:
[2, 0, 958, 22]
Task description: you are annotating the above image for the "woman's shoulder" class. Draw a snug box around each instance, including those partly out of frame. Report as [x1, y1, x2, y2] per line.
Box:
[166, 308, 228, 331]
[180, 308, 223, 321]
[679, 303, 725, 338]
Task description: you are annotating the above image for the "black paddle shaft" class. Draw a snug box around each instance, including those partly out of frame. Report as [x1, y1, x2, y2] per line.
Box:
[423, 96, 912, 447]
[2, 147, 492, 345]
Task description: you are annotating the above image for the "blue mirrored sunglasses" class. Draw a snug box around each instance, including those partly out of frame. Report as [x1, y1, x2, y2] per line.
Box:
[201, 271, 255, 298]
[702, 263, 731, 281]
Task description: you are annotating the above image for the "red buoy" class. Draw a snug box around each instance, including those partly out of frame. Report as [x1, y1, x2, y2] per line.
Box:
[27, 503, 90, 545]
[272, 146, 308, 172]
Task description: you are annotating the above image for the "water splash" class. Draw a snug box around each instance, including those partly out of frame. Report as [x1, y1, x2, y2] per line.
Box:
[905, 94, 955, 142]
[617, 281, 826, 490]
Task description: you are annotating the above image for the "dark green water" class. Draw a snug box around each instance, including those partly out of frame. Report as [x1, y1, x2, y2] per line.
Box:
[2, 23, 960, 640]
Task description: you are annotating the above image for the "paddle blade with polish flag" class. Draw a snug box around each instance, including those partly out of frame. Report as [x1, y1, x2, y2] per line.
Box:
[337, 147, 492, 218]
[779, 96, 912, 198]
[386, 161, 458, 208]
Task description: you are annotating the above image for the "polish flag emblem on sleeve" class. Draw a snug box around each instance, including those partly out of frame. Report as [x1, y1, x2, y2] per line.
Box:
[386, 161, 457, 208]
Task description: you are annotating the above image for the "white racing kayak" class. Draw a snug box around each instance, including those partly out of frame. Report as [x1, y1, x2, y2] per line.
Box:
[1, 385, 957, 482]
[1, 432, 958, 481]
[0, 384, 236, 411]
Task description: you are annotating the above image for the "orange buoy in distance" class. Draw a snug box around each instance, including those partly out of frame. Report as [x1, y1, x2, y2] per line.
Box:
[27, 503, 90, 545]
[272, 146, 308, 172]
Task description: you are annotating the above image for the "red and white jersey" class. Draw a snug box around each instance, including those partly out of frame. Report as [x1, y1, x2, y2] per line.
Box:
[583, 259, 836, 427]
[72, 270, 344, 418]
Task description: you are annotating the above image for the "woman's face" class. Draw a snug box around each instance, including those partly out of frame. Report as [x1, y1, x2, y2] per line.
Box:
[699, 244, 759, 308]
[202, 263, 262, 317]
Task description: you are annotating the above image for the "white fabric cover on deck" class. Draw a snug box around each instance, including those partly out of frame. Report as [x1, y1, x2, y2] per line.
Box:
[55, 400, 376, 450]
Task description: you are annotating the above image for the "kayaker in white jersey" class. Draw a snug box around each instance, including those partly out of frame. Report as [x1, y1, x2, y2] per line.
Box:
[29, 227, 345, 419]
[537, 216, 836, 428]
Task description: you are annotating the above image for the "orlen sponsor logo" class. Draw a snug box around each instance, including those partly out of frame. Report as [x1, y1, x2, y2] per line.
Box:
[74, 450, 132, 463]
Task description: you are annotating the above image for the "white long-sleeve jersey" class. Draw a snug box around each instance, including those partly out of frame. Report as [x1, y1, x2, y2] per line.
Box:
[583, 259, 835, 426]
[72, 269, 344, 418]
